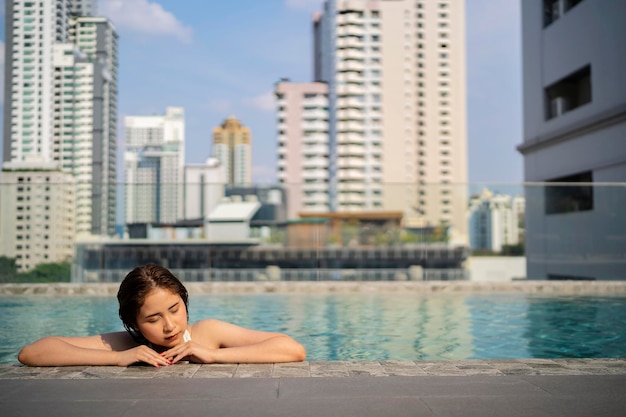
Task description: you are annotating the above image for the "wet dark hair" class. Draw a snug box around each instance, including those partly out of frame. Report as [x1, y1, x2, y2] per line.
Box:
[117, 264, 189, 344]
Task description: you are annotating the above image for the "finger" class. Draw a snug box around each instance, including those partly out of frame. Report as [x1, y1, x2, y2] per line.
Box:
[147, 351, 171, 367]
[160, 350, 176, 362]
[170, 348, 190, 364]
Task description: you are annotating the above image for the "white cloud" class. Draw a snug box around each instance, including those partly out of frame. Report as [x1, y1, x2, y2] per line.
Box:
[100, 0, 193, 43]
[242, 92, 276, 113]
[284, 0, 321, 12]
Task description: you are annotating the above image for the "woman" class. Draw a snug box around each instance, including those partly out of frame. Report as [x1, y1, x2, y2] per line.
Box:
[18, 264, 306, 367]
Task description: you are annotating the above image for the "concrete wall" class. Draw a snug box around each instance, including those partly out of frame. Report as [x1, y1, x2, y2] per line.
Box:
[520, 0, 626, 280]
[466, 257, 526, 282]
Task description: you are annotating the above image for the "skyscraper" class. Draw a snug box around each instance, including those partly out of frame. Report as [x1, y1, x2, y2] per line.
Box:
[275, 82, 329, 219]
[1, 0, 117, 269]
[124, 107, 185, 225]
[64, 16, 118, 236]
[279, 0, 468, 242]
[212, 116, 252, 186]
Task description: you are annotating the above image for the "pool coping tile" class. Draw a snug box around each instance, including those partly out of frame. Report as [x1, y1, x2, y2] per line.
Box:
[1, 359, 626, 379]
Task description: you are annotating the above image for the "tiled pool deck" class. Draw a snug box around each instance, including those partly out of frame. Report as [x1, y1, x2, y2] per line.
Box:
[1, 360, 625, 417]
[2, 281, 626, 416]
[2, 359, 626, 379]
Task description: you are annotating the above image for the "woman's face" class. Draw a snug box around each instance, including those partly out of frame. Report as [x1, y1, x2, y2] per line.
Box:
[135, 287, 188, 347]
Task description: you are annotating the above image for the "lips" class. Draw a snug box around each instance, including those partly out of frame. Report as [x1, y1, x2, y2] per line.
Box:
[165, 332, 179, 341]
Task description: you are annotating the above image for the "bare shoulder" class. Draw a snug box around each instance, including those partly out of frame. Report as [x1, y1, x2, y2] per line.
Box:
[189, 319, 285, 348]
[189, 319, 226, 334]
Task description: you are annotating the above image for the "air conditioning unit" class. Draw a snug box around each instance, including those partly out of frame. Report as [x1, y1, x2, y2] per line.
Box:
[550, 97, 569, 118]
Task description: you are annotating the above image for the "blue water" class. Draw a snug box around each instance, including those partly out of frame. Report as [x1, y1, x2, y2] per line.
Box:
[1, 293, 625, 363]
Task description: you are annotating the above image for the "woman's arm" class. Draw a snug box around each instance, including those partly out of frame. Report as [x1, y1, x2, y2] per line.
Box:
[18, 333, 171, 367]
[162, 320, 307, 364]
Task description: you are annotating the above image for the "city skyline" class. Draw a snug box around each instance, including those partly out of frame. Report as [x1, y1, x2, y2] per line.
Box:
[0, 0, 522, 185]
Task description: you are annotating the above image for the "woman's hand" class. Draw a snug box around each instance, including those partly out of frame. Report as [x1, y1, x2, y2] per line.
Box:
[115, 345, 172, 367]
[160, 341, 214, 365]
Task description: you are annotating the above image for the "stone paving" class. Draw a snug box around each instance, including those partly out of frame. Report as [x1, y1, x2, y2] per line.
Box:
[2, 358, 626, 380]
[3, 280, 626, 296]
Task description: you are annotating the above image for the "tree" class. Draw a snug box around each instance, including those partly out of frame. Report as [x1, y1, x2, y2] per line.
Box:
[500, 243, 525, 256]
[16, 261, 72, 283]
[0, 256, 18, 283]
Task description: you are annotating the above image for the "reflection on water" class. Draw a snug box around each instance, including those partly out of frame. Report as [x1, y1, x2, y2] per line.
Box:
[2, 293, 626, 363]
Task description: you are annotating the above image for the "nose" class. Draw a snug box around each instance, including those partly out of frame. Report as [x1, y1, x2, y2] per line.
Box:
[163, 315, 175, 332]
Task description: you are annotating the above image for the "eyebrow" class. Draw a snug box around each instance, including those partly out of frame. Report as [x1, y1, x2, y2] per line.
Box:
[144, 301, 179, 319]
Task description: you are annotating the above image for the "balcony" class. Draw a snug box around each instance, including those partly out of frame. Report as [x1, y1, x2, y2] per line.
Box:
[337, 97, 364, 109]
[305, 109, 328, 120]
[302, 170, 328, 181]
[337, 121, 365, 133]
[337, 72, 363, 84]
[337, 48, 365, 61]
[303, 157, 328, 169]
[302, 96, 327, 108]
[303, 144, 328, 155]
[302, 133, 328, 145]
[337, 83, 365, 96]
[336, 13, 362, 26]
[337, 157, 365, 169]
[336, 37, 363, 49]
[338, 109, 364, 120]
[337, 25, 364, 38]
[301, 120, 328, 132]
[338, 146, 366, 158]
[337, 60, 364, 73]
[337, 169, 365, 181]
[303, 192, 329, 205]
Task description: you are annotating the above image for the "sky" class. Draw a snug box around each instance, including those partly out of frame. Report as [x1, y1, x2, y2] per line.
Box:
[0, 0, 523, 186]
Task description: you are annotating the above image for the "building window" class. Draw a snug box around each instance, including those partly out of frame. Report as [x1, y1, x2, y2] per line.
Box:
[545, 171, 593, 215]
[543, 0, 584, 27]
[545, 65, 591, 120]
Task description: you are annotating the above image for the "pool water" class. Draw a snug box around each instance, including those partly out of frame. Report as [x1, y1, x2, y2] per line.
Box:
[1, 293, 625, 363]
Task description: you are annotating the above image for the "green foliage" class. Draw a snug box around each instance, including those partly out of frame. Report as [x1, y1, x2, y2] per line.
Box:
[264, 227, 286, 245]
[0, 258, 71, 283]
[471, 243, 525, 257]
[0, 256, 18, 283]
[500, 243, 525, 256]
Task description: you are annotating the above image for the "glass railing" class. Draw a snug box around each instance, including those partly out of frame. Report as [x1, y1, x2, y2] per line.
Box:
[0, 182, 623, 282]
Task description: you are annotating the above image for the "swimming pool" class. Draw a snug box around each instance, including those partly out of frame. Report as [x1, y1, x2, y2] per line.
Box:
[1, 293, 625, 363]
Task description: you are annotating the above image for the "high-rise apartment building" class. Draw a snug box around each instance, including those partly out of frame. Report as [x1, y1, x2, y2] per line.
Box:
[4, 0, 70, 164]
[468, 189, 524, 253]
[518, 0, 626, 280]
[71, 0, 97, 17]
[279, 0, 468, 242]
[60, 16, 118, 236]
[124, 107, 185, 225]
[2, 1, 117, 269]
[0, 163, 76, 271]
[212, 116, 252, 186]
[275, 82, 329, 218]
